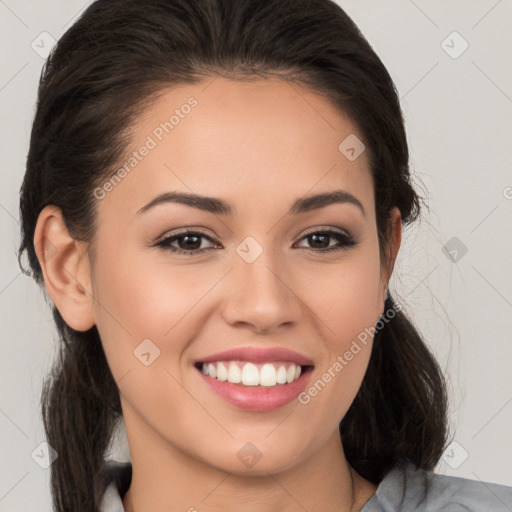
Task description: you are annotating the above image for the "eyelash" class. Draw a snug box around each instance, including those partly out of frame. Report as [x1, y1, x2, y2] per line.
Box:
[155, 228, 357, 256]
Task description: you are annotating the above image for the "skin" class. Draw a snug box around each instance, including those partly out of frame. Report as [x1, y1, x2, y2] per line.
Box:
[34, 76, 401, 511]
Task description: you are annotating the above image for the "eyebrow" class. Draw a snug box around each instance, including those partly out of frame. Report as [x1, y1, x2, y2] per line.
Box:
[136, 189, 365, 217]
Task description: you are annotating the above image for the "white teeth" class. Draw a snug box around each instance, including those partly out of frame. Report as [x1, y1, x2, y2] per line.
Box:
[216, 362, 228, 381]
[241, 363, 260, 386]
[276, 365, 287, 384]
[260, 363, 276, 387]
[227, 363, 242, 383]
[200, 361, 304, 387]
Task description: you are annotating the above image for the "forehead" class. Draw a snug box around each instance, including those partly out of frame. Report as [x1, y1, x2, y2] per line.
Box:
[96, 76, 374, 221]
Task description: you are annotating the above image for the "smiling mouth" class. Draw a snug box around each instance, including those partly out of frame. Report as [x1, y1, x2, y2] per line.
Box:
[194, 361, 314, 388]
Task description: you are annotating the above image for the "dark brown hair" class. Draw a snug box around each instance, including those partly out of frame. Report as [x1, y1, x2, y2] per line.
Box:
[18, 0, 448, 510]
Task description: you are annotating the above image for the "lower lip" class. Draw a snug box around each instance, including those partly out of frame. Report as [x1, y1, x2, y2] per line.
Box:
[196, 366, 313, 412]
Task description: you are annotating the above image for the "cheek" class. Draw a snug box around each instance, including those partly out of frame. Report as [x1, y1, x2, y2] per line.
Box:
[92, 247, 216, 345]
[90, 245, 233, 401]
[304, 246, 383, 343]
[90, 247, 180, 377]
[296, 245, 382, 411]
[90, 249, 218, 432]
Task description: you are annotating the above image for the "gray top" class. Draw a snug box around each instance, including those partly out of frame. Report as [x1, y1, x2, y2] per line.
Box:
[99, 460, 512, 511]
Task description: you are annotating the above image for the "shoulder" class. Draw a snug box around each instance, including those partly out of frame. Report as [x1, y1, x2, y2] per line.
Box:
[362, 462, 512, 512]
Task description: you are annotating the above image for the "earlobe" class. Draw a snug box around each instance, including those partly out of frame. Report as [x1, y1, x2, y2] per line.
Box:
[33, 205, 95, 332]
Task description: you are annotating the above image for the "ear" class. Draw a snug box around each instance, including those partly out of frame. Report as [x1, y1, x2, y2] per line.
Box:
[33, 205, 95, 331]
[380, 207, 402, 301]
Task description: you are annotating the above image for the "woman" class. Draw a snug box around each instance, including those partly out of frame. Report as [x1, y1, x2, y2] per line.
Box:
[18, 0, 512, 510]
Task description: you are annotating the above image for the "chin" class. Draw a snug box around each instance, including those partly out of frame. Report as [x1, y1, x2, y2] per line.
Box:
[197, 439, 306, 477]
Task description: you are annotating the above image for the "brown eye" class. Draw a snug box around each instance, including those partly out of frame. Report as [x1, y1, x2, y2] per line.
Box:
[155, 228, 357, 256]
[294, 230, 356, 252]
[156, 231, 218, 255]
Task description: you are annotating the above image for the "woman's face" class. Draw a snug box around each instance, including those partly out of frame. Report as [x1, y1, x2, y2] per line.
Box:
[88, 77, 398, 475]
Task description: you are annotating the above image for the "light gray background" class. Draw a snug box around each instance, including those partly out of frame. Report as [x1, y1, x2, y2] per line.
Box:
[1, 0, 511, 510]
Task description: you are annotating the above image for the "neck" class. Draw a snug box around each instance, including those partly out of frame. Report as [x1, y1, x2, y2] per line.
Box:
[121, 421, 376, 512]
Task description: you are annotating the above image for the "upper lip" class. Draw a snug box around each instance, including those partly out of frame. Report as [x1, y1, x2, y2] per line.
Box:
[196, 347, 314, 366]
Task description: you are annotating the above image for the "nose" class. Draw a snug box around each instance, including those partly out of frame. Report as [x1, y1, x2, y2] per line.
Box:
[221, 250, 302, 334]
